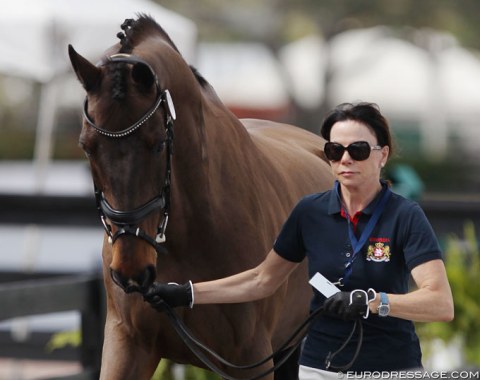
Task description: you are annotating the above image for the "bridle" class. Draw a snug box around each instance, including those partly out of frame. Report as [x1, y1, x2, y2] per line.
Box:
[83, 53, 176, 255]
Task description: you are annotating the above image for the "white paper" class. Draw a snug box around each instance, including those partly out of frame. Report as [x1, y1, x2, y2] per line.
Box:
[309, 272, 341, 298]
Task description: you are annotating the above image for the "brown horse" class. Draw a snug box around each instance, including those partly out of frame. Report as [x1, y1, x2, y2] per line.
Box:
[69, 15, 333, 380]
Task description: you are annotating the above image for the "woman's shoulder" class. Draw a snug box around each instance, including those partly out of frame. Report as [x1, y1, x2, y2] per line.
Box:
[388, 190, 427, 219]
[291, 189, 333, 217]
[300, 188, 332, 205]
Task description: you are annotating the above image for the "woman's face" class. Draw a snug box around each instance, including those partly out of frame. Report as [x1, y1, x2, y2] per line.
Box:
[328, 119, 389, 191]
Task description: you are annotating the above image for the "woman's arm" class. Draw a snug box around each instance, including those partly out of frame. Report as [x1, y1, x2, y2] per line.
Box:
[369, 259, 454, 322]
[193, 249, 299, 305]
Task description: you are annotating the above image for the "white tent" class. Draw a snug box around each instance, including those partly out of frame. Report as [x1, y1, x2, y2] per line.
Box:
[328, 27, 433, 119]
[280, 27, 480, 158]
[0, 0, 197, 82]
[0, 0, 197, 192]
[197, 42, 289, 110]
[328, 28, 480, 158]
[279, 35, 327, 109]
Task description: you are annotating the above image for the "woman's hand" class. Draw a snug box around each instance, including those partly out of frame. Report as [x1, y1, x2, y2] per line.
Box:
[144, 281, 194, 311]
[323, 289, 376, 320]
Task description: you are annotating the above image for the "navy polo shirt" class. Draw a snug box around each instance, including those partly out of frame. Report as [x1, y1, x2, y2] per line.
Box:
[273, 181, 442, 371]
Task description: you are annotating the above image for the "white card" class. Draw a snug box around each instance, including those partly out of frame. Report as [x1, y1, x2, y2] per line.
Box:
[309, 272, 340, 298]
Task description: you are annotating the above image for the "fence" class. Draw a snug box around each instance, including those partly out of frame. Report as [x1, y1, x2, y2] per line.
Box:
[0, 272, 104, 380]
[0, 193, 103, 380]
[1, 192, 479, 236]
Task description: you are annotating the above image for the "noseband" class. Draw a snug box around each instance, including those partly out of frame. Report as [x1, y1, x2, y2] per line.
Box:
[83, 53, 176, 255]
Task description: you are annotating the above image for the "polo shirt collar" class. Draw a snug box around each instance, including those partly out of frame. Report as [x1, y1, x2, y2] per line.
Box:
[328, 180, 389, 216]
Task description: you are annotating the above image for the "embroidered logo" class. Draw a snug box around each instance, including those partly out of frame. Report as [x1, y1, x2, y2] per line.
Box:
[367, 242, 391, 262]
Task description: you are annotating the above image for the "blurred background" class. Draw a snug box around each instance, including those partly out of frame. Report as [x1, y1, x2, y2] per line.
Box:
[0, 0, 479, 379]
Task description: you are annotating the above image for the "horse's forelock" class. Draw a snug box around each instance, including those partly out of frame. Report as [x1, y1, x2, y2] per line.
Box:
[108, 64, 129, 101]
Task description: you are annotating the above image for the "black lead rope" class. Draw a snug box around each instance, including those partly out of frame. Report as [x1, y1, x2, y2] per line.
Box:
[161, 303, 363, 380]
[325, 320, 363, 372]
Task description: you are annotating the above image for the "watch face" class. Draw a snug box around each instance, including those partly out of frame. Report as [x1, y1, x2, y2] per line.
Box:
[378, 305, 390, 317]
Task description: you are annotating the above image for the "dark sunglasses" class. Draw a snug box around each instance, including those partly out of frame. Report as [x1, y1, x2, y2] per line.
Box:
[324, 141, 382, 161]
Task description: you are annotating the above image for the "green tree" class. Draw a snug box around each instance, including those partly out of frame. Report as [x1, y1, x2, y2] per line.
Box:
[158, 0, 480, 49]
[417, 221, 480, 366]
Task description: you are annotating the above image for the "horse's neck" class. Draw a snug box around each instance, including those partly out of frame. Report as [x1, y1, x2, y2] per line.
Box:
[174, 91, 254, 180]
[169, 98, 258, 226]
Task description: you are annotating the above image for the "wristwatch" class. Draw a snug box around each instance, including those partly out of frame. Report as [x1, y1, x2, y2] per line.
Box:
[377, 292, 390, 317]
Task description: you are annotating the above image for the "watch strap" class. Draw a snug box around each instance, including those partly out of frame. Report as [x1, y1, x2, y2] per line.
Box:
[378, 292, 390, 317]
[380, 292, 388, 305]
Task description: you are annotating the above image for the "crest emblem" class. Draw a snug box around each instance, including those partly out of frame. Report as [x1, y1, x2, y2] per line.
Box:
[367, 242, 391, 262]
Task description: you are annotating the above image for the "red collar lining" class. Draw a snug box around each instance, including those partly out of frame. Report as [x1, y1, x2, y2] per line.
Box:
[340, 207, 362, 231]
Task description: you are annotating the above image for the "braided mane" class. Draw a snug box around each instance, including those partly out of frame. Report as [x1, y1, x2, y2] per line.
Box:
[110, 14, 207, 99]
[116, 14, 181, 54]
[108, 15, 179, 100]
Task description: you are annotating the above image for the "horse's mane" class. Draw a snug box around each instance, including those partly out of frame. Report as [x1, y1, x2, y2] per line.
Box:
[117, 14, 180, 55]
[110, 14, 208, 99]
[189, 65, 209, 88]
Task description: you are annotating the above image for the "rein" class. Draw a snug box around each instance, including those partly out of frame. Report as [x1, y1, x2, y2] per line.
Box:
[83, 53, 176, 255]
[161, 303, 363, 379]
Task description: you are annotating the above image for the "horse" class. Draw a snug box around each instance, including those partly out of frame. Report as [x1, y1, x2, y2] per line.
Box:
[68, 15, 333, 380]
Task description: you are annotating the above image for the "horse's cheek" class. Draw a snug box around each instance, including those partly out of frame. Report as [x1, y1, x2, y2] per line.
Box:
[102, 235, 114, 265]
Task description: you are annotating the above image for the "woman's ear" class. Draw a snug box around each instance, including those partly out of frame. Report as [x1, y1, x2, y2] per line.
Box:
[382, 145, 390, 162]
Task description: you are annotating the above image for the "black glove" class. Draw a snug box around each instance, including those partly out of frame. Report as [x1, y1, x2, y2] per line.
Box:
[144, 281, 194, 311]
[323, 289, 375, 321]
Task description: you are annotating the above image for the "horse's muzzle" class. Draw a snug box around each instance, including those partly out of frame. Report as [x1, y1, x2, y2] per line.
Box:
[110, 265, 156, 294]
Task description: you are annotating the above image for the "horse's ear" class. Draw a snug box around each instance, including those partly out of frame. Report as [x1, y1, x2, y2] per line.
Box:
[68, 44, 102, 92]
[131, 62, 155, 90]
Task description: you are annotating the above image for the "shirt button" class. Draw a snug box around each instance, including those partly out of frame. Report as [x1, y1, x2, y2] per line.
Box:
[345, 252, 351, 257]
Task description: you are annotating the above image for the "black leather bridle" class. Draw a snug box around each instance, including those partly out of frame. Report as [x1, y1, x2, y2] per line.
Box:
[83, 53, 176, 255]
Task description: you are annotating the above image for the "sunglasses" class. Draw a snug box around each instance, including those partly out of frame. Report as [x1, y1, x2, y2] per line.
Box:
[324, 141, 382, 161]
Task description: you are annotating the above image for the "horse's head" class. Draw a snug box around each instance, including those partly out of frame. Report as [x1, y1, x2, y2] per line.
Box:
[68, 17, 186, 294]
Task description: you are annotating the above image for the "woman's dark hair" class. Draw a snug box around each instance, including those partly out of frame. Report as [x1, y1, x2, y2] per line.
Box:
[320, 102, 394, 158]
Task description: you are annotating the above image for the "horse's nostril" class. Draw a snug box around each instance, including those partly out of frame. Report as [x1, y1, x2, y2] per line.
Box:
[110, 269, 128, 291]
[110, 267, 156, 294]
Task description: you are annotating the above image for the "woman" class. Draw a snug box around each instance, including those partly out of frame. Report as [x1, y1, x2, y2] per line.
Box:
[145, 102, 454, 378]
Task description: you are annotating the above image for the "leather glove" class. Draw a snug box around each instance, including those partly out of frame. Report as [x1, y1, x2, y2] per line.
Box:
[144, 281, 194, 311]
[323, 289, 376, 321]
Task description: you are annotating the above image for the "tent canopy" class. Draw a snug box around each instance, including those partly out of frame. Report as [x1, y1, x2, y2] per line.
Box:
[0, 0, 197, 193]
[0, 0, 197, 82]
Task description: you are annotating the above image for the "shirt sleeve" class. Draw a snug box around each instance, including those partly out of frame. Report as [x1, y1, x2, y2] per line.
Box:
[402, 202, 443, 270]
[273, 197, 308, 263]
